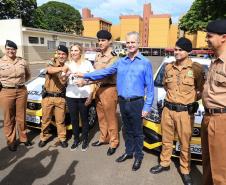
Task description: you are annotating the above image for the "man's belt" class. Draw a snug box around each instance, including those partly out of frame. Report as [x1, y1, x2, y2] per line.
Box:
[2, 85, 25, 89]
[118, 96, 143, 102]
[46, 92, 65, 98]
[164, 100, 188, 112]
[100, 84, 116, 88]
[205, 107, 226, 114]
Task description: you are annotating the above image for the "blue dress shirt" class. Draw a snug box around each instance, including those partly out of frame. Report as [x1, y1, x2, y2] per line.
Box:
[84, 52, 154, 112]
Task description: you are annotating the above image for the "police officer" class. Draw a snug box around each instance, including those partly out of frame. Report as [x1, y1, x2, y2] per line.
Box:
[150, 38, 205, 185]
[0, 40, 32, 151]
[91, 30, 119, 156]
[202, 19, 226, 185]
[38, 45, 69, 148]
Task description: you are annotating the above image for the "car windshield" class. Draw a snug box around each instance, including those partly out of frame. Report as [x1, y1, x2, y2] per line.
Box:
[154, 63, 209, 87]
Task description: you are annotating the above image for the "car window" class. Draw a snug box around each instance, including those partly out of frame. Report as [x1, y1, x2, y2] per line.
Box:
[154, 63, 167, 87]
[154, 63, 209, 87]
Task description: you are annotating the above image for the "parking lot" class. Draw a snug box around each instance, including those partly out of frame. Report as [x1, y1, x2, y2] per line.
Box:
[0, 56, 202, 185]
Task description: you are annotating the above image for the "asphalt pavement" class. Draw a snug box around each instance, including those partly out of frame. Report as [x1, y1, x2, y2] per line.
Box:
[0, 56, 202, 185]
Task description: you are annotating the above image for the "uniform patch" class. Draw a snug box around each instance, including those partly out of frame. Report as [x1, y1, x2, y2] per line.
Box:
[187, 70, 193, 77]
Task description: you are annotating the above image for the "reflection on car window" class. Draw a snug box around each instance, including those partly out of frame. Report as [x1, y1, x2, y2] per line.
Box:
[154, 63, 166, 87]
[154, 63, 209, 87]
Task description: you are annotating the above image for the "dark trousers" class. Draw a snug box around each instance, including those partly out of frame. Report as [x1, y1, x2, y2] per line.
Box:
[66, 97, 89, 142]
[119, 98, 144, 160]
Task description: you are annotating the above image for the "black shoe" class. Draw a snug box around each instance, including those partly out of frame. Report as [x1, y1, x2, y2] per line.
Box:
[181, 174, 193, 185]
[150, 164, 170, 174]
[91, 140, 105, 147]
[8, 143, 17, 152]
[71, 141, 80, 151]
[116, 153, 133, 162]
[22, 140, 33, 146]
[107, 147, 117, 156]
[38, 140, 47, 148]
[60, 141, 68, 148]
[132, 159, 142, 171]
[81, 140, 88, 152]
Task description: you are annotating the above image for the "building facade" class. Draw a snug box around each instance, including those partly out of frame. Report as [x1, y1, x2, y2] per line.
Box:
[0, 19, 97, 62]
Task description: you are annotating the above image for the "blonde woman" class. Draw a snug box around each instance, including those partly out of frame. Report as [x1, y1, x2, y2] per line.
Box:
[65, 44, 94, 151]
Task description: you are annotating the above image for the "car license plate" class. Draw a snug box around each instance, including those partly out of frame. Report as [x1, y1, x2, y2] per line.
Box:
[175, 142, 202, 155]
[26, 115, 40, 124]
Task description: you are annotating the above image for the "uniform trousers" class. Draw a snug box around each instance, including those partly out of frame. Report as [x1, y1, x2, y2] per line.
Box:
[0, 87, 28, 145]
[202, 113, 226, 185]
[160, 107, 194, 174]
[40, 97, 66, 142]
[95, 86, 119, 148]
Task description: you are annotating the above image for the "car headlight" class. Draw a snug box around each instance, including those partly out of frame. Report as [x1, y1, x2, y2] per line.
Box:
[144, 107, 161, 123]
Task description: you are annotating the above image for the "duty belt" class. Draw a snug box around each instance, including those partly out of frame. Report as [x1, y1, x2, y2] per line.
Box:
[205, 107, 226, 114]
[164, 100, 188, 112]
[118, 96, 143, 102]
[100, 84, 116, 88]
[2, 85, 25, 89]
[46, 92, 65, 98]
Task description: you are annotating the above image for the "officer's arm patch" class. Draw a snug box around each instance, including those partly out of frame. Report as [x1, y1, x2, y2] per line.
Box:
[48, 60, 54, 66]
[111, 51, 117, 56]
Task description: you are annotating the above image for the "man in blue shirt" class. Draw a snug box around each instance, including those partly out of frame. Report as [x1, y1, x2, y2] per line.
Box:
[76, 31, 154, 171]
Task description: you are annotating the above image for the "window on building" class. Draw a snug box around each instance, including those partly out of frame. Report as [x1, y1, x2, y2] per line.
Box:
[28, 36, 39, 44]
[84, 43, 90, 48]
[59, 41, 66, 46]
[47, 41, 56, 51]
[40, 37, 44, 44]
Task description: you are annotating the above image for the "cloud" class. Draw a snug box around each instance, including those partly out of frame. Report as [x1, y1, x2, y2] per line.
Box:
[37, 0, 195, 24]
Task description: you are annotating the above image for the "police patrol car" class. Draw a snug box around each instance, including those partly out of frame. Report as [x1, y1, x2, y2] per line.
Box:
[26, 67, 97, 130]
[143, 52, 212, 161]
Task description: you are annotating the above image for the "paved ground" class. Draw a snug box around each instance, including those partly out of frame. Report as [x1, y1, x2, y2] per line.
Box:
[0, 56, 202, 185]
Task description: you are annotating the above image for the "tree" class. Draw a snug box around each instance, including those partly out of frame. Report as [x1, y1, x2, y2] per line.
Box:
[179, 0, 226, 33]
[34, 1, 84, 35]
[0, 0, 37, 27]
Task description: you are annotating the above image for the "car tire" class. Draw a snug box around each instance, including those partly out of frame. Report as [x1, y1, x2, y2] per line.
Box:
[88, 101, 98, 129]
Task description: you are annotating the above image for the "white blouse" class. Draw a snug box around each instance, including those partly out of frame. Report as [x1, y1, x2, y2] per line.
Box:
[65, 59, 94, 98]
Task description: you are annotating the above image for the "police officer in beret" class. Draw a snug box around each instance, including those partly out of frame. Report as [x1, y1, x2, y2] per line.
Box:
[89, 30, 119, 156]
[150, 37, 205, 185]
[202, 19, 226, 185]
[38, 45, 69, 148]
[0, 40, 32, 151]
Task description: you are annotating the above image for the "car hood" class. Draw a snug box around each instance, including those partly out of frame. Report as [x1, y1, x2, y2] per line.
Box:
[26, 77, 45, 101]
[154, 86, 204, 124]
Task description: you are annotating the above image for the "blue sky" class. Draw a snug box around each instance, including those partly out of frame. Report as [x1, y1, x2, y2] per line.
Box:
[37, 0, 195, 24]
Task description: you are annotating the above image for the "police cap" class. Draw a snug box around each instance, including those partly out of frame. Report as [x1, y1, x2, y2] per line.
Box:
[96, 30, 112, 40]
[175, 37, 192, 52]
[5, 40, 17, 49]
[57, 45, 68, 55]
[206, 19, 226, 34]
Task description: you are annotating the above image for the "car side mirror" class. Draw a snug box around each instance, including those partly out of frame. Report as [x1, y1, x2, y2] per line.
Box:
[39, 68, 46, 75]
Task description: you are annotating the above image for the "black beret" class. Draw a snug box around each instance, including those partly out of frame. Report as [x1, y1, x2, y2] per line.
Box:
[206, 19, 226, 34]
[5, 40, 17, 49]
[175, 37, 192, 52]
[96, 30, 112, 40]
[57, 45, 68, 55]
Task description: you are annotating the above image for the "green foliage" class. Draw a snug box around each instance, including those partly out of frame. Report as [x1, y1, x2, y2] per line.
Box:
[179, 0, 226, 33]
[0, 0, 37, 27]
[34, 1, 84, 34]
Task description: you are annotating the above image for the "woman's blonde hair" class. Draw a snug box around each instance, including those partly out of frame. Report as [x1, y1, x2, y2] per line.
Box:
[69, 43, 85, 62]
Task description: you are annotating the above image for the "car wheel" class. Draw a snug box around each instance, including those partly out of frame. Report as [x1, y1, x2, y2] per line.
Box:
[88, 104, 97, 129]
